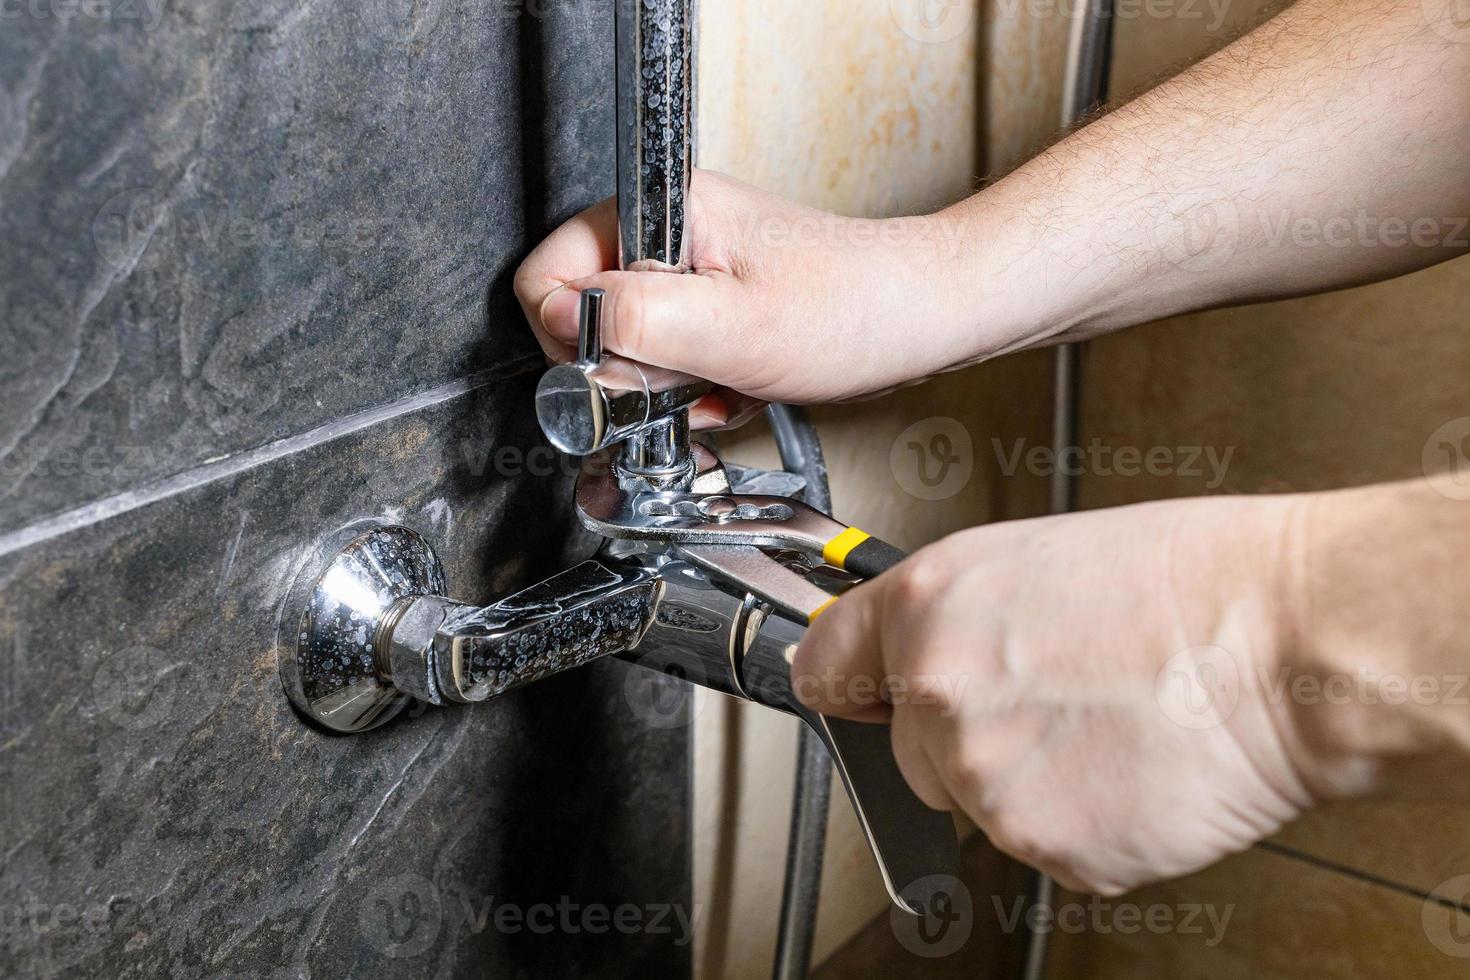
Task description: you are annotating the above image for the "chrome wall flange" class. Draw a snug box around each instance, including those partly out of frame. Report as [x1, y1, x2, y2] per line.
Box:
[277, 523, 446, 734]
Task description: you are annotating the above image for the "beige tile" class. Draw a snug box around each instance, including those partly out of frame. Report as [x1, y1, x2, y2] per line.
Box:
[1043, 845, 1470, 979]
[1076, 259, 1470, 507]
[1274, 802, 1470, 900]
[1109, 0, 1277, 98]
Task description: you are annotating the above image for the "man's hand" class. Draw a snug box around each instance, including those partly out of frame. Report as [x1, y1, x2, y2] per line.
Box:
[794, 494, 1317, 896]
[516, 0, 1466, 432]
[514, 171, 975, 425]
[793, 482, 1470, 894]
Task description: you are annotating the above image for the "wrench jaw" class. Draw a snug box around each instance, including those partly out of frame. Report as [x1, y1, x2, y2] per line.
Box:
[574, 451, 848, 556]
[674, 544, 835, 626]
[573, 446, 852, 624]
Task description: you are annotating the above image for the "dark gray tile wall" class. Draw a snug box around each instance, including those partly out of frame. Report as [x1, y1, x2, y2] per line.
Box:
[1, 0, 612, 532]
[0, 3, 693, 977]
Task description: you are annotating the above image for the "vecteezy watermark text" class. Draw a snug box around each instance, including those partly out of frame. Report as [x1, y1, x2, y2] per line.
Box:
[0, 895, 140, 945]
[889, 877, 1234, 960]
[0, 443, 162, 484]
[358, 875, 696, 960]
[1261, 666, 1470, 709]
[1155, 197, 1470, 272]
[994, 894, 1235, 945]
[1258, 209, 1470, 251]
[1156, 644, 1470, 732]
[92, 188, 433, 272]
[994, 438, 1235, 489]
[734, 210, 969, 260]
[0, 0, 163, 30]
[994, 0, 1234, 33]
[789, 666, 973, 716]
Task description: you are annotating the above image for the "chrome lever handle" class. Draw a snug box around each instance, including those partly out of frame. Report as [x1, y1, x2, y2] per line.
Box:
[577, 285, 604, 367]
[815, 715, 963, 917]
[536, 289, 712, 458]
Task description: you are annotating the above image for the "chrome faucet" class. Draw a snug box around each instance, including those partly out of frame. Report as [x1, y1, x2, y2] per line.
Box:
[277, 0, 958, 916]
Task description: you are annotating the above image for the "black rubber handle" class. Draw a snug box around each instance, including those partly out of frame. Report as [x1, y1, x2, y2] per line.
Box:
[842, 536, 907, 580]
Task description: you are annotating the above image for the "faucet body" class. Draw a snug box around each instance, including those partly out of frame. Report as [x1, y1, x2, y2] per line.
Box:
[281, 514, 957, 916]
[278, 0, 958, 917]
[281, 430, 953, 914]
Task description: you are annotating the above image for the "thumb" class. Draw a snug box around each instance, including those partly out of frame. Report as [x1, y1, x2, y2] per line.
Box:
[540, 270, 756, 385]
[791, 579, 894, 723]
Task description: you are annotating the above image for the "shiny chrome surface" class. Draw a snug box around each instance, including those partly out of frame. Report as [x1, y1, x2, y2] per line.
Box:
[619, 407, 694, 481]
[626, 557, 959, 915]
[535, 287, 711, 466]
[533, 0, 702, 484]
[613, 0, 698, 482]
[731, 613, 961, 916]
[278, 524, 446, 734]
[677, 543, 835, 624]
[576, 455, 850, 553]
[285, 532, 665, 715]
[577, 286, 605, 365]
[536, 357, 711, 460]
[816, 715, 962, 917]
[432, 560, 663, 703]
[616, 0, 696, 273]
[276, 0, 956, 921]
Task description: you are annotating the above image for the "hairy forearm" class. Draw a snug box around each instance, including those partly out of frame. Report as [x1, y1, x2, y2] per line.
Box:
[1274, 479, 1470, 802]
[933, 0, 1470, 364]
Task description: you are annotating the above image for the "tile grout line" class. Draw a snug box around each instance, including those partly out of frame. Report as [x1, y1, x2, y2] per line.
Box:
[0, 355, 545, 560]
[1256, 840, 1470, 915]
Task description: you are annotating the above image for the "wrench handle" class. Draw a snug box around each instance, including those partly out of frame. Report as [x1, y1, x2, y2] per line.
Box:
[821, 528, 907, 582]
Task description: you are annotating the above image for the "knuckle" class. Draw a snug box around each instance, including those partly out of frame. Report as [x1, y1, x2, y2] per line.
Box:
[903, 668, 965, 718]
[942, 739, 990, 795]
[886, 556, 943, 616]
[513, 255, 553, 313]
[984, 806, 1049, 867]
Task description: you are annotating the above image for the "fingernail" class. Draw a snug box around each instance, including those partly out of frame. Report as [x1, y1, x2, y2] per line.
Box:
[539, 285, 582, 341]
[689, 394, 730, 430]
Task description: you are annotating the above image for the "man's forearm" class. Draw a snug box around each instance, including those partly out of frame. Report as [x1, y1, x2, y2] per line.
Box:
[1273, 479, 1470, 803]
[934, 0, 1470, 365]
